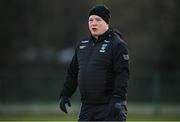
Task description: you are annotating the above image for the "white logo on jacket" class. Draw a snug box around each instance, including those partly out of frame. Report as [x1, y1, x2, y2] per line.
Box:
[81, 40, 89, 43]
[123, 54, 129, 60]
[99, 44, 108, 53]
[79, 45, 86, 49]
[104, 40, 110, 43]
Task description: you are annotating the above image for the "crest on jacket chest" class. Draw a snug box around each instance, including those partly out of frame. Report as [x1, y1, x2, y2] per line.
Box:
[99, 40, 110, 53]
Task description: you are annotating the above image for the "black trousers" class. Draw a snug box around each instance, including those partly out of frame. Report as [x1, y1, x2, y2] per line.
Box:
[78, 103, 127, 121]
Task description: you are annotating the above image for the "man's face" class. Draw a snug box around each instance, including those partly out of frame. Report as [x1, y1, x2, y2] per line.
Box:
[88, 15, 109, 39]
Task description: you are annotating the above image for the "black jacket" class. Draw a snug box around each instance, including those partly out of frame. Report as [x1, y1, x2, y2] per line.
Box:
[60, 29, 129, 104]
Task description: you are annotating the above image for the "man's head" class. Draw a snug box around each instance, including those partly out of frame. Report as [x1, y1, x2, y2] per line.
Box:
[88, 5, 111, 39]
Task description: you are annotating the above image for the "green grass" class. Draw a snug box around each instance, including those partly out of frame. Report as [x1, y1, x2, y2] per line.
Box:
[0, 114, 77, 121]
[0, 113, 180, 121]
[127, 113, 180, 121]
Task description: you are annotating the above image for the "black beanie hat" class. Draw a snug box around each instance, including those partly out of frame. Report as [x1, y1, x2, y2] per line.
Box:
[88, 5, 111, 24]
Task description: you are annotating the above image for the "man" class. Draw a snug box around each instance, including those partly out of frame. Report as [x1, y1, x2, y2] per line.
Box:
[59, 5, 129, 121]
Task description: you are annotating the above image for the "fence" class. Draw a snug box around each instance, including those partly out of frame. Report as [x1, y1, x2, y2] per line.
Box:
[0, 64, 180, 104]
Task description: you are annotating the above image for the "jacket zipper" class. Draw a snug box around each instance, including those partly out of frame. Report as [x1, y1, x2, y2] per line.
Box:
[84, 41, 96, 99]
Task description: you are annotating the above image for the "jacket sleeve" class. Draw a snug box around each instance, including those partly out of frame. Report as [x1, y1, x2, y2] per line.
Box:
[60, 49, 79, 98]
[112, 40, 130, 101]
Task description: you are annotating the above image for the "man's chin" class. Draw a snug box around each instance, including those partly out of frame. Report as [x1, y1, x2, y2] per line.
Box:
[91, 33, 100, 37]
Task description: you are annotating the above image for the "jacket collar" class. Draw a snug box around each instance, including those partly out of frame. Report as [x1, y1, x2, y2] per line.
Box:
[90, 28, 113, 43]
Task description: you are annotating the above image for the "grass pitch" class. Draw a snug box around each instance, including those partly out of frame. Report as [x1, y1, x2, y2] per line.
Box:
[0, 113, 180, 121]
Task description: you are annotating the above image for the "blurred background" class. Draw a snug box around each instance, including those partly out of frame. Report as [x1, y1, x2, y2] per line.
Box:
[0, 0, 180, 121]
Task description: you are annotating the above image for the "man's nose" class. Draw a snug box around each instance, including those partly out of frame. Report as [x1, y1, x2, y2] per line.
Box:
[91, 21, 97, 26]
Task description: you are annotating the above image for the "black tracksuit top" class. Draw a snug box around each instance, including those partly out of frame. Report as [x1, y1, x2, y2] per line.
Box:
[60, 29, 129, 104]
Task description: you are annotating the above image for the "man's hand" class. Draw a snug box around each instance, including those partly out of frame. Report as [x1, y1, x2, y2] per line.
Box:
[59, 96, 71, 113]
[108, 96, 121, 116]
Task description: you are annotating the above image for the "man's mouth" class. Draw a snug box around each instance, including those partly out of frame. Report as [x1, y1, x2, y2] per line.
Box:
[92, 28, 97, 32]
